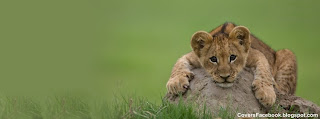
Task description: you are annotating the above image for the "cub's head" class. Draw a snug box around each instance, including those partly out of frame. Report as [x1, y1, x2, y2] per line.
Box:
[191, 26, 251, 88]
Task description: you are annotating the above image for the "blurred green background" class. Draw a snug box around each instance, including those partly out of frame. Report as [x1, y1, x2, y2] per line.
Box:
[0, 0, 319, 105]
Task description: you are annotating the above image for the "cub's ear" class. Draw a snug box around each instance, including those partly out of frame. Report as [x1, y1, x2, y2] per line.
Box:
[229, 26, 251, 52]
[191, 31, 213, 57]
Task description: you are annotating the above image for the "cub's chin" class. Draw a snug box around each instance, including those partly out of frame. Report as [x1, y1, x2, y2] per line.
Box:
[216, 82, 234, 88]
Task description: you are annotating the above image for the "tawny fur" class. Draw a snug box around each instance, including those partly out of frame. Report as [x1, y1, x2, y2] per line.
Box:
[166, 22, 297, 108]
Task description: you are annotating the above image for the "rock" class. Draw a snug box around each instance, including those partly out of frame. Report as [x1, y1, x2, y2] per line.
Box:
[165, 67, 320, 115]
[277, 94, 320, 114]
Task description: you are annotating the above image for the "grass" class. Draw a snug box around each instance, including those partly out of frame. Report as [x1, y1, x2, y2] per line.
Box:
[5, 94, 317, 119]
[0, 94, 242, 119]
[0, 95, 91, 119]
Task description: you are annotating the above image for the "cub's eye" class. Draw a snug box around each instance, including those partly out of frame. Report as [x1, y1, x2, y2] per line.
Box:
[230, 55, 237, 62]
[209, 56, 218, 63]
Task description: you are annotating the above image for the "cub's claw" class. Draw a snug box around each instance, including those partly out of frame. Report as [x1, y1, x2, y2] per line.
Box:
[252, 79, 276, 108]
[183, 84, 189, 89]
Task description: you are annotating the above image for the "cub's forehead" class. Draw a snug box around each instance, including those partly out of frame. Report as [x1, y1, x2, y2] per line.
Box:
[205, 33, 233, 56]
[212, 34, 230, 49]
[206, 43, 230, 57]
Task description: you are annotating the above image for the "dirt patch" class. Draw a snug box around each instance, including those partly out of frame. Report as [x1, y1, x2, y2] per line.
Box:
[165, 68, 320, 115]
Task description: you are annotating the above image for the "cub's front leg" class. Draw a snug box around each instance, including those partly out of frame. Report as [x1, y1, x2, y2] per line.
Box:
[247, 48, 276, 108]
[166, 52, 200, 95]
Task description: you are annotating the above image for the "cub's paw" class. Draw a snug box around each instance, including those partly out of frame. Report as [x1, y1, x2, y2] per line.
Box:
[166, 71, 194, 95]
[252, 79, 276, 108]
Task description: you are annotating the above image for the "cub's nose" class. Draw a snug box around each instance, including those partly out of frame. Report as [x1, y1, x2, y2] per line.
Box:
[220, 75, 230, 81]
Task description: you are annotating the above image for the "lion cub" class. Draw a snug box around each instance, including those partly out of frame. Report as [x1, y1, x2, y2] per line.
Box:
[166, 22, 297, 108]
